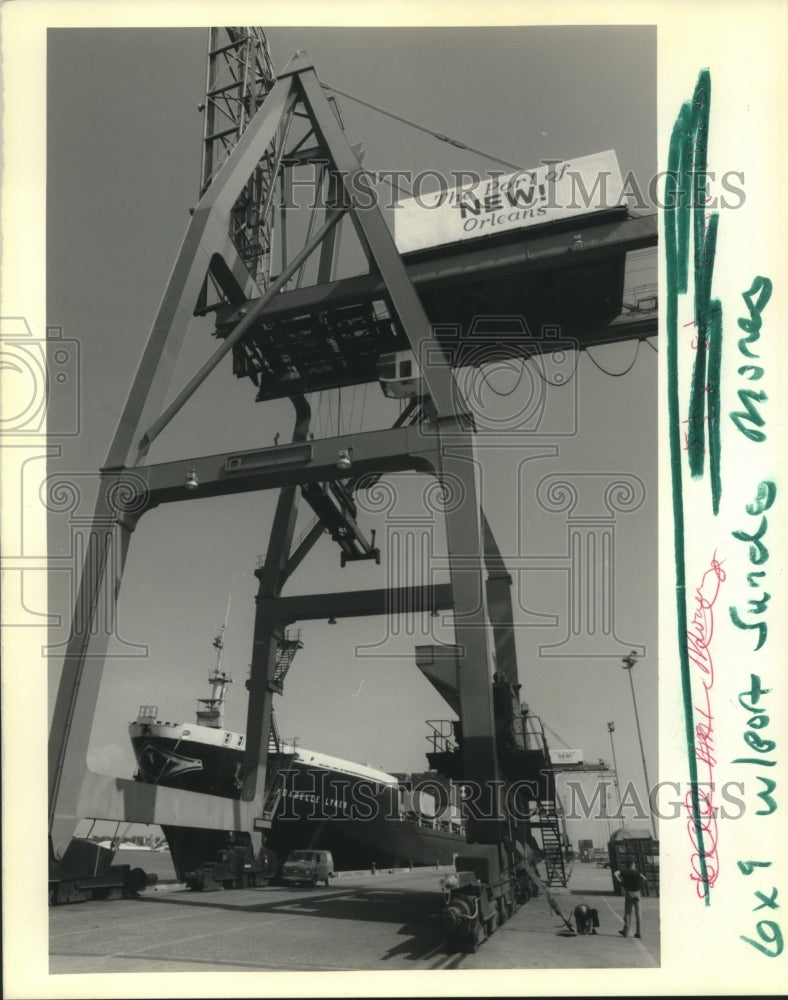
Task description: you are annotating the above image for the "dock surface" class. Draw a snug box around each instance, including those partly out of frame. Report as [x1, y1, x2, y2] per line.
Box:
[50, 862, 659, 974]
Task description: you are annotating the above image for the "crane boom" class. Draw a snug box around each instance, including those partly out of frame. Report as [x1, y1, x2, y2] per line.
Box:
[200, 27, 279, 291]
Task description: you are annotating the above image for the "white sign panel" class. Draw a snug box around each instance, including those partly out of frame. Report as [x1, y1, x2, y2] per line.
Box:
[393, 149, 624, 254]
[551, 749, 584, 765]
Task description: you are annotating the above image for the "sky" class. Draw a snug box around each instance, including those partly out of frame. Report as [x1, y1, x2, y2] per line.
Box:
[45, 25, 657, 845]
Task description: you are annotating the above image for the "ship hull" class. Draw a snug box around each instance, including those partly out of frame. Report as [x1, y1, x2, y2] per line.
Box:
[130, 728, 465, 876]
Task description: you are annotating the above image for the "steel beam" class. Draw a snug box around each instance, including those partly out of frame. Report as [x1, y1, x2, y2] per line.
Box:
[482, 512, 520, 689]
[257, 582, 455, 624]
[292, 58, 462, 421]
[125, 425, 442, 511]
[138, 209, 343, 458]
[107, 76, 298, 470]
[49, 73, 300, 859]
[242, 396, 311, 820]
[438, 440, 505, 842]
[282, 519, 327, 582]
[48, 481, 140, 858]
[47, 421, 448, 851]
[216, 212, 658, 333]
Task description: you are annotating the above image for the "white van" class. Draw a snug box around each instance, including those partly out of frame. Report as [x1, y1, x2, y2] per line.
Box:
[279, 850, 335, 887]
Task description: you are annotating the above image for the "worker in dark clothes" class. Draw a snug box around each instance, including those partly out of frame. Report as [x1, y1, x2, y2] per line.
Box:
[573, 903, 600, 935]
[614, 860, 648, 937]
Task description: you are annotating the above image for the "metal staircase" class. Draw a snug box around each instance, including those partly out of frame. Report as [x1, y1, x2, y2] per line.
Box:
[524, 715, 568, 888]
[258, 629, 302, 825]
[508, 711, 567, 887]
[262, 710, 297, 824]
[260, 762, 288, 824]
[272, 627, 303, 690]
[267, 710, 282, 754]
[536, 798, 567, 887]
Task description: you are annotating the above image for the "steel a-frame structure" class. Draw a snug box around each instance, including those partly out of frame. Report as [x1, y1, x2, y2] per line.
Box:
[48, 51, 517, 872]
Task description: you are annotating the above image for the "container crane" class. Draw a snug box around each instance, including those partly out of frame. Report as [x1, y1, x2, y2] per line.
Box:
[48, 26, 657, 952]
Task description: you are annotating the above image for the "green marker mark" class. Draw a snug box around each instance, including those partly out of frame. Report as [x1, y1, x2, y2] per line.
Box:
[665, 68, 718, 903]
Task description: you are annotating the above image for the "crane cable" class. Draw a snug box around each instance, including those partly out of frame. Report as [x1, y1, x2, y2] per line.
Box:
[359, 382, 368, 429]
[348, 384, 361, 434]
[542, 722, 573, 750]
[584, 339, 642, 378]
[320, 81, 524, 173]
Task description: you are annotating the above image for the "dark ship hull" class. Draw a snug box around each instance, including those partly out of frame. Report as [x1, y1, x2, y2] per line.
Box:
[130, 720, 465, 876]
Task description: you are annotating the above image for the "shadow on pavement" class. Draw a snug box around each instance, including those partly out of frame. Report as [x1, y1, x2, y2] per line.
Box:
[139, 883, 451, 962]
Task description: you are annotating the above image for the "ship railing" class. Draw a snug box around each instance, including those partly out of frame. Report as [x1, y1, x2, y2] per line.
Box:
[269, 736, 298, 755]
[268, 713, 298, 757]
[400, 807, 463, 833]
[400, 809, 437, 830]
[426, 719, 457, 754]
[282, 626, 303, 646]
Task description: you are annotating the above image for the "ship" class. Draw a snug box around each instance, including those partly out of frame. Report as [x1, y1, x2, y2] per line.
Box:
[129, 627, 467, 877]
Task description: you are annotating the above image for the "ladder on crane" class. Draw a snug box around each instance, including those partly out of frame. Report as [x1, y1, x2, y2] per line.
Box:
[523, 715, 568, 887]
[535, 798, 568, 888]
[272, 627, 303, 690]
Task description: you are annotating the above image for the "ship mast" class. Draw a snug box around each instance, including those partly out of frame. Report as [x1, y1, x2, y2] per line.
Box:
[196, 589, 234, 728]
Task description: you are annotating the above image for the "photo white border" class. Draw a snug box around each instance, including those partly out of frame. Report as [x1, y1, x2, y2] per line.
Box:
[2, 1, 786, 996]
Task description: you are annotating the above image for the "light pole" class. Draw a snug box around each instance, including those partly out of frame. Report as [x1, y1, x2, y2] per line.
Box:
[599, 758, 613, 841]
[607, 721, 624, 831]
[621, 650, 657, 841]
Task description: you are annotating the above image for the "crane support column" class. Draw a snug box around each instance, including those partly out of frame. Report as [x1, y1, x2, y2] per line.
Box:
[242, 396, 312, 845]
[439, 439, 504, 843]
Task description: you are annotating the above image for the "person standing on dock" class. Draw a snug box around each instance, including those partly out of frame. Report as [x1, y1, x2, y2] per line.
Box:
[614, 861, 647, 938]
